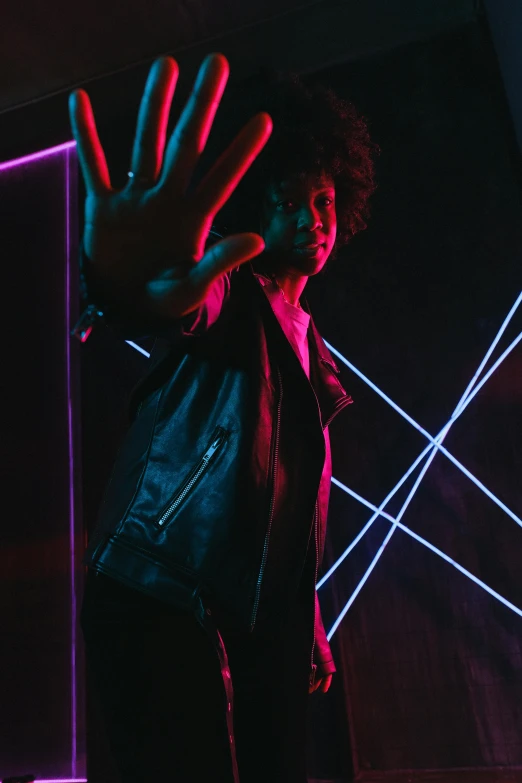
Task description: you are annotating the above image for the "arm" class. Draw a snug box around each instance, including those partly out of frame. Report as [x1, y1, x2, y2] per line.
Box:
[313, 589, 336, 676]
[309, 591, 336, 694]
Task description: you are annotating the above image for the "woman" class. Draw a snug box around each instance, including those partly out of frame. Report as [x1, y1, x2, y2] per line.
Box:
[71, 53, 376, 782]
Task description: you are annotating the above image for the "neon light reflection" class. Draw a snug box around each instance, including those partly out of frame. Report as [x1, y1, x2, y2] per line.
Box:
[323, 293, 522, 637]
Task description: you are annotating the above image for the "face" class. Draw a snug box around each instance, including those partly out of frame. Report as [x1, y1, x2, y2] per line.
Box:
[261, 172, 337, 277]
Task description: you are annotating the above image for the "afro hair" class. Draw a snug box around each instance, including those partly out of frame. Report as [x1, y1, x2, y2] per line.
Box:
[204, 69, 379, 248]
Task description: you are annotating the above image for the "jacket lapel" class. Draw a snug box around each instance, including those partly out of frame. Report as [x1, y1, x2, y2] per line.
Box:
[306, 312, 353, 429]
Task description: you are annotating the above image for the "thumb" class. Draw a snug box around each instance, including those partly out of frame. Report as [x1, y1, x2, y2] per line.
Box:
[195, 233, 265, 285]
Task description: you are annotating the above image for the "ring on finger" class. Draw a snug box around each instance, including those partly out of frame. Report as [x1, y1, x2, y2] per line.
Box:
[127, 171, 155, 186]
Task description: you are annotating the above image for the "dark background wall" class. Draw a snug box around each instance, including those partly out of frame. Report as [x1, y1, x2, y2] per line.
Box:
[2, 2, 522, 781]
[0, 150, 85, 777]
[77, 17, 522, 782]
[307, 20, 522, 776]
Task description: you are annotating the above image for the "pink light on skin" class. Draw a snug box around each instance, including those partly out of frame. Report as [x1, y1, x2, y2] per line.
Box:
[194, 54, 229, 155]
[80, 326, 92, 343]
[0, 141, 76, 172]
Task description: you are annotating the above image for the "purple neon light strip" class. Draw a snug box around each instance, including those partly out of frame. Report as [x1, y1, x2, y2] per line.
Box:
[0, 141, 76, 172]
[319, 295, 521, 591]
[2, 141, 81, 775]
[36, 779, 87, 782]
[65, 147, 78, 777]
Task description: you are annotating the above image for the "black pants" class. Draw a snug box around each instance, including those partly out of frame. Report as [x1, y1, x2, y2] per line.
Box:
[81, 570, 314, 783]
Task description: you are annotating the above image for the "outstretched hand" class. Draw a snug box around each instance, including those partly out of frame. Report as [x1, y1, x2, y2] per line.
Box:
[69, 54, 272, 321]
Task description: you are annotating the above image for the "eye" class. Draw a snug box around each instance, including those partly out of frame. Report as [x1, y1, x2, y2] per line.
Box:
[277, 200, 297, 212]
[318, 196, 334, 207]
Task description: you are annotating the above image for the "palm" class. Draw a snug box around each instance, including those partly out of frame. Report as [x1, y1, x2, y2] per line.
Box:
[69, 54, 272, 321]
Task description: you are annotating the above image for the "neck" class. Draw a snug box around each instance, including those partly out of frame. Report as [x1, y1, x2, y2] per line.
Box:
[272, 271, 308, 307]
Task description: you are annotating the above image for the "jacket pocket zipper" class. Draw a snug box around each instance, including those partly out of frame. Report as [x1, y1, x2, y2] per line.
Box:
[155, 427, 228, 528]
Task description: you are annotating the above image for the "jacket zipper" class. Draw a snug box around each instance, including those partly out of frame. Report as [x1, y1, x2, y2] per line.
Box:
[310, 501, 319, 685]
[156, 427, 227, 528]
[250, 367, 283, 631]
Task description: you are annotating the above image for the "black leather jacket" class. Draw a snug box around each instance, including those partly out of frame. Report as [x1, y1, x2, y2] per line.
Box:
[83, 262, 352, 681]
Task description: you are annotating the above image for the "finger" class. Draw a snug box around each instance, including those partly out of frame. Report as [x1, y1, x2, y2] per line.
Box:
[194, 233, 265, 286]
[160, 53, 229, 193]
[321, 676, 332, 693]
[130, 57, 179, 182]
[68, 89, 111, 194]
[193, 112, 272, 218]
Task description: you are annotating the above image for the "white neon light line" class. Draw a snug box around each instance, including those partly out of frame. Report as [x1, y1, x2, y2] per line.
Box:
[320, 301, 522, 591]
[327, 523, 397, 640]
[123, 294, 522, 591]
[323, 329, 522, 534]
[125, 340, 151, 358]
[452, 291, 522, 413]
[330, 476, 388, 515]
[439, 330, 522, 428]
[325, 340, 435, 440]
[325, 333, 522, 635]
[394, 518, 522, 617]
[325, 333, 522, 479]
[438, 439, 522, 526]
[327, 429, 446, 638]
[317, 444, 433, 588]
[324, 290, 522, 431]
[326, 482, 522, 640]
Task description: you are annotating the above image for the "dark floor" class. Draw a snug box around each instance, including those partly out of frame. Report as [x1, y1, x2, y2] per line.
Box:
[309, 771, 522, 783]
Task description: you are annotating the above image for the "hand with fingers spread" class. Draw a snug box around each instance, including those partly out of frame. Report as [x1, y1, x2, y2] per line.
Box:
[69, 54, 272, 323]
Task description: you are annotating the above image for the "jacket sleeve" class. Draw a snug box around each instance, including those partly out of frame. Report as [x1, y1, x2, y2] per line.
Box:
[78, 242, 230, 341]
[313, 590, 336, 676]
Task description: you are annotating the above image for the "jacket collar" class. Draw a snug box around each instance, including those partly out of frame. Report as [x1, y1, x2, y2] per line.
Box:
[243, 265, 353, 429]
[305, 305, 353, 429]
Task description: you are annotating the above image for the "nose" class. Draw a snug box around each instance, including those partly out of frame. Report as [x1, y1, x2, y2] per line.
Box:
[297, 204, 323, 231]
